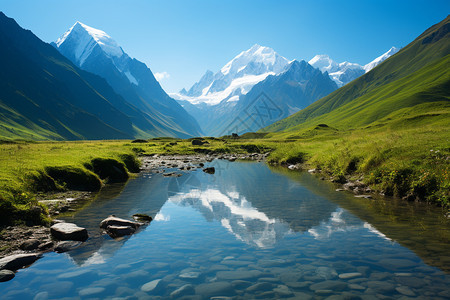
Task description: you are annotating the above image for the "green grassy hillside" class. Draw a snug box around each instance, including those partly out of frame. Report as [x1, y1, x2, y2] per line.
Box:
[264, 16, 449, 133]
[256, 16, 450, 206]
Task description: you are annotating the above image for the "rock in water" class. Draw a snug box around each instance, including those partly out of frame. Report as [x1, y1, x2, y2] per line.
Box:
[54, 241, 82, 253]
[132, 213, 152, 222]
[203, 167, 215, 174]
[50, 223, 88, 241]
[99, 216, 142, 229]
[195, 281, 235, 298]
[0, 269, 15, 282]
[0, 253, 42, 271]
[106, 225, 136, 238]
[170, 284, 195, 298]
[141, 279, 161, 292]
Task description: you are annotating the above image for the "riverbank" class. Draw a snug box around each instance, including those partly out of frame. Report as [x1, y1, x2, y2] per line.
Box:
[0, 134, 448, 257]
[0, 153, 267, 259]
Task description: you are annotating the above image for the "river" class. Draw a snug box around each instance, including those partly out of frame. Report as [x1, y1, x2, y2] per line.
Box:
[2, 160, 450, 299]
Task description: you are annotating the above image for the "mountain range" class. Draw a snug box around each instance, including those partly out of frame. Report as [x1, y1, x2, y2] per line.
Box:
[0, 10, 445, 142]
[263, 16, 449, 135]
[174, 44, 398, 136]
[309, 47, 400, 87]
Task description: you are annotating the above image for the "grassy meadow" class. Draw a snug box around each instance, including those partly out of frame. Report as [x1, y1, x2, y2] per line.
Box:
[0, 111, 448, 227]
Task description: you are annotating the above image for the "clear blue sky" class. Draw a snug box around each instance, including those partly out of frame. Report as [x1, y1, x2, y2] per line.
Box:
[2, 0, 449, 93]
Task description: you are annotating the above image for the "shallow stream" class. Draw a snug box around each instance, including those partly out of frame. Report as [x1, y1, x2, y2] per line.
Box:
[2, 160, 450, 299]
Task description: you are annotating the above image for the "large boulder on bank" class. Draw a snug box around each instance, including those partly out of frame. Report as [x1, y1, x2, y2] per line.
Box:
[50, 222, 88, 241]
[0, 253, 42, 271]
[100, 216, 142, 229]
[106, 225, 136, 238]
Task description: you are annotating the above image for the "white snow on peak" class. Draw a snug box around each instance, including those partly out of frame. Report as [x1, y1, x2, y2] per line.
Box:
[309, 54, 339, 74]
[309, 46, 399, 87]
[173, 72, 275, 105]
[175, 44, 289, 105]
[364, 46, 400, 72]
[220, 44, 289, 76]
[55, 21, 124, 66]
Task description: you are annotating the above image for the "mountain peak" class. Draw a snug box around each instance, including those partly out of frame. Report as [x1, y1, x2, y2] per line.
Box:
[55, 21, 124, 66]
[309, 54, 338, 73]
[220, 44, 289, 76]
[363, 46, 400, 72]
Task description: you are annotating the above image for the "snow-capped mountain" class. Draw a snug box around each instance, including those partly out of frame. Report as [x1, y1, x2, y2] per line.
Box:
[179, 59, 337, 136]
[309, 47, 400, 87]
[55, 22, 125, 68]
[176, 45, 340, 136]
[364, 46, 400, 72]
[176, 44, 290, 105]
[175, 44, 400, 136]
[53, 21, 202, 138]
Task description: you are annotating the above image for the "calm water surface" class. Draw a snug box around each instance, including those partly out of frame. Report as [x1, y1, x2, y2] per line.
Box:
[2, 160, 450, 299]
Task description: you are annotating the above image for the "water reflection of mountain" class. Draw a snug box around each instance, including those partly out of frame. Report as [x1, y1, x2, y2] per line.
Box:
[271, 166, 450, 273]
[63, 173, 169, 266]
[168, 160, 339, 248]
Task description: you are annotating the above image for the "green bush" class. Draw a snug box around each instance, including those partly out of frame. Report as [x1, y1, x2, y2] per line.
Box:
[27, 170, 61, 192]
[119, 153, 140, 173]
[285, 152, 306, 165]
[239, 144, 261, 153]
[45, 166, 102, 191]
[0, 196, 49, 226]
[411, 171, 439, 200]
[380, 168, 413, 197]
[0, 197, 17, 226]
[90, 158, 129, 183]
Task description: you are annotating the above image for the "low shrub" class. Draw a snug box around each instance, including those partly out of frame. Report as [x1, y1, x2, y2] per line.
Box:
[285, 152, 306, 165]
[119, 153, 140, 173]
[90, 158, 129, 183]
[45, 166, 102, 191]
[131, 139, 148, 143]
[0, 196, 49, 226]
[0, 197, 17, 226]
[27, 170, 61, 192]
[239, 144, 261, 153]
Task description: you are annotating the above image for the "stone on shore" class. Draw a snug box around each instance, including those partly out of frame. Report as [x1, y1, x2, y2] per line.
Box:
[50, 222, 88, 241]
[100, 216, 142, 229]
[0, 253, 42, 271]
[19, 239, 40, 251]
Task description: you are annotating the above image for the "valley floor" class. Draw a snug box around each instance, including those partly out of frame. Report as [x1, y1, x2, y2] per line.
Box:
[0, 125, 449, 231]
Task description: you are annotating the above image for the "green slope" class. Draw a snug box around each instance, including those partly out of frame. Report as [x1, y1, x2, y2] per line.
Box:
[263, 16, 450, 134]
